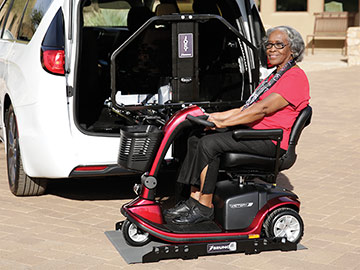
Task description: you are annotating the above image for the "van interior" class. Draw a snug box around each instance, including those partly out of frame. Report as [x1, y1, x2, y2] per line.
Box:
[75, 0, 263, 134]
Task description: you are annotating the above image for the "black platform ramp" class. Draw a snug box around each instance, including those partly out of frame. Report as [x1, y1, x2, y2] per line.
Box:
[105, 230, 165, 264]
[105, 230, 306, 264]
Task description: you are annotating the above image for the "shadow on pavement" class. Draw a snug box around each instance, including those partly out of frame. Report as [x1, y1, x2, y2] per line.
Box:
[276, 173, 294, 190]
[46, 172, 177, 201]
[45, 170, 293, 201]
[249, 173, 294, 191]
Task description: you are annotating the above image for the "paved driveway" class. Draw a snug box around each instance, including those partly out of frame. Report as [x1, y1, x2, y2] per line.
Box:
[0, 63, 359, 269]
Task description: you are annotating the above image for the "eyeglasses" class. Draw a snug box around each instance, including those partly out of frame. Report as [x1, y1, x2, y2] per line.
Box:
[265, 42, 288, 49]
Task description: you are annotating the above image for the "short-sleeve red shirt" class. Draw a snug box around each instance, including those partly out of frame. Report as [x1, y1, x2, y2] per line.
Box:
[248, 67, 310, 150]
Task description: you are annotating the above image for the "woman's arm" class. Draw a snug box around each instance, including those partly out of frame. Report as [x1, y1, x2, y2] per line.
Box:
[208, 105, 245, 121]
[208, 93, 289, 128]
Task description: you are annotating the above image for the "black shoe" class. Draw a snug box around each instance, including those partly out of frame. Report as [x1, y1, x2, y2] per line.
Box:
[172, 204, 214, 225]
[163, 198, 195, 217]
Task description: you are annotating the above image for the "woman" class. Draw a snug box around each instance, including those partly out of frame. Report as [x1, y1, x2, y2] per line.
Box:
[165, 26, 310, 225]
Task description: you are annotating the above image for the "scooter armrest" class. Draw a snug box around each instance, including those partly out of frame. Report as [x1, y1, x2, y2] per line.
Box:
[232, 129, 283, 141]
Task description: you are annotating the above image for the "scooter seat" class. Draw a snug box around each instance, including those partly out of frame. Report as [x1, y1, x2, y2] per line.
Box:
[221, 153, 276, 172]
[219, 106, 312, 183]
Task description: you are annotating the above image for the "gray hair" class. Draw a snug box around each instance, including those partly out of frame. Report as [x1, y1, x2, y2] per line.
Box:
[264, 26, 305, 62]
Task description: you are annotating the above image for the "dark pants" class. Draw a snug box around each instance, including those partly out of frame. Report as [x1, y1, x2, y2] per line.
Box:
[177, 130, 283, 194]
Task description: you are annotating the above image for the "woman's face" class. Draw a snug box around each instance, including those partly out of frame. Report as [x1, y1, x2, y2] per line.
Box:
[266, 30, 293, 70]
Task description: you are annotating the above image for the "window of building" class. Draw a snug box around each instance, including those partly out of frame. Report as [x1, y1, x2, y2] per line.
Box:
[276, 0, 307, 12]
[324, 0, 358, 12]
[17, 0, 54, 42]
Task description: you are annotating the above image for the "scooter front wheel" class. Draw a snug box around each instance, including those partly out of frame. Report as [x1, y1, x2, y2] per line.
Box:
[122, 219, 152, 246]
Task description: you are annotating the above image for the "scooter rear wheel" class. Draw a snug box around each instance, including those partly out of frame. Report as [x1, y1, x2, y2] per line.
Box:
[122, 219, 151, 246]
[263, 207, 304, 244]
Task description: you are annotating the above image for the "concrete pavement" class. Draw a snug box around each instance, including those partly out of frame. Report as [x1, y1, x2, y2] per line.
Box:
[0, 54, 359, 269]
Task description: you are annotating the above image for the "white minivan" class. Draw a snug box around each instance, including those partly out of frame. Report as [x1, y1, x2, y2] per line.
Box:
[0, 0, 266, 196]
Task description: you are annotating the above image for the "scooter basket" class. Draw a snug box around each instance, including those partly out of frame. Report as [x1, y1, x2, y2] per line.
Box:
[118, 125, 163, 172]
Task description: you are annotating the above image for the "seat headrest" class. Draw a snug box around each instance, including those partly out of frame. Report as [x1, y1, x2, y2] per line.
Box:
[127, 6, 154, 33]
[155, 3, 178, 15]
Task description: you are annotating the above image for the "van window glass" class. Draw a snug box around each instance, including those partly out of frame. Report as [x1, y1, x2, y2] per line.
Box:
[83, 0, 131, 27]
[0, 0, 11, 36]
[18, 0, 54, 42]
[2, 0, 27, 40]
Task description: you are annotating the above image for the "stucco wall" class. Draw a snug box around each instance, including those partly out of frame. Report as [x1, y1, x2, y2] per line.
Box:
[260, 0, 322, 37]
[259, 0, 358, 50]
[347, 27, 360, 65]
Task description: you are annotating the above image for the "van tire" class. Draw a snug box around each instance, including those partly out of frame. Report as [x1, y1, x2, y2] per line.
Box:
[5, 105, 47, 196]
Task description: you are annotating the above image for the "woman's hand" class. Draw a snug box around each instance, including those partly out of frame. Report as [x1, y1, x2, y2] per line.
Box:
[206, 113, 227, 129]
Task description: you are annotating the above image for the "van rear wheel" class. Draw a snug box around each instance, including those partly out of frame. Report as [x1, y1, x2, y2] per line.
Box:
[5, 105, 47, 196]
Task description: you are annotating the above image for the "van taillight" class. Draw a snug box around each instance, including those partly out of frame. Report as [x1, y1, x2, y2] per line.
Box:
[41, 49, 65, 75]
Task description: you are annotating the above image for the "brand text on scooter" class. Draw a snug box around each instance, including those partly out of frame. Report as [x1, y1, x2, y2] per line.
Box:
[207, 242, 237, 254]
[229, 202, 254, 209]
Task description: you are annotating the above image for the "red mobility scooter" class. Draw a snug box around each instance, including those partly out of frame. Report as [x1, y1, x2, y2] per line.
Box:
[116, 104, 312, 262]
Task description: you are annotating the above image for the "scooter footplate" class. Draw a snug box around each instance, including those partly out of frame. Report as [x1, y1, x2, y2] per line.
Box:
[164, 221, 222, 234]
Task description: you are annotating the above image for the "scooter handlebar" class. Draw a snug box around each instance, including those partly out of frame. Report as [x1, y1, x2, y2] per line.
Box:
[186, 114, 216, 128]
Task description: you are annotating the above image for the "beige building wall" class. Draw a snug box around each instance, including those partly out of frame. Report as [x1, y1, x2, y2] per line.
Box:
[258, 0, 360, 50]
[259, 0, 323, 41]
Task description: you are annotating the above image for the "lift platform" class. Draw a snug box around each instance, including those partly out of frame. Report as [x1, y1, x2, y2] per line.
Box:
[105, 222, 305, 264]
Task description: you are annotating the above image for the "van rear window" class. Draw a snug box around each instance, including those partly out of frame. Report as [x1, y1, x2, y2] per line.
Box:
[0, 0, 53, 41]
[83, 0, 130, 27]
[18, 0, 54, 41]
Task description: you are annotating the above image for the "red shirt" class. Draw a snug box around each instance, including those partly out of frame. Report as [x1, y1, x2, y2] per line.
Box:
[249, 67, 310, 150]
